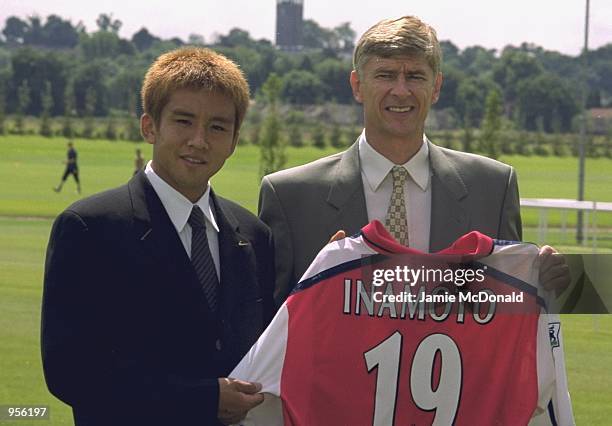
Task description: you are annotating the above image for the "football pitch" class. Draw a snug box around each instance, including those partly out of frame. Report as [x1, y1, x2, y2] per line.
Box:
[0, 136, 611, 424]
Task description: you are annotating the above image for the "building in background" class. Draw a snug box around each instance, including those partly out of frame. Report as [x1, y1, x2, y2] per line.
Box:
[276, 0, 303, 51]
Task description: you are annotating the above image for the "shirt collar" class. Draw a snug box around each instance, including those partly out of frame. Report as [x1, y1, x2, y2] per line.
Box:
[358, 130, 430, 192]
[144, 161, 219, 234]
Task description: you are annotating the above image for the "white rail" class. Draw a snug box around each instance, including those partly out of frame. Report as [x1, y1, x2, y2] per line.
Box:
[520, 198, 612, 248]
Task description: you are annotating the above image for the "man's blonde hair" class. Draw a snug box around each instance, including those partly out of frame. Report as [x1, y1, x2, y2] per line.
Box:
[353, 16, 442, 76]
[141, 47, 250, 133]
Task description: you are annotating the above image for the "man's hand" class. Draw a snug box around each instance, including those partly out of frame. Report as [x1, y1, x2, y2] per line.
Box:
[538, 245, 571, 296]
[328, 230, 346, 244]
[217, 378, 264, 425]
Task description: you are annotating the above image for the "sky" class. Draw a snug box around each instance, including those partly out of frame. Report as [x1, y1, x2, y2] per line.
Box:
[1, 0, 610, 56]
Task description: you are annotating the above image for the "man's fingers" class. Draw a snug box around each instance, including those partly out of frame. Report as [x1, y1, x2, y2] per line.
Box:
[538, 246, 570, 293]
[539, 245, 556, 256]
[218, 379, 264, 425]
[242, 392, 265, 409]
[539, 246, 565, 272]
[232, 379, 262, 394]
[541, 265, 571, 291]
[328, 230, 346, 244]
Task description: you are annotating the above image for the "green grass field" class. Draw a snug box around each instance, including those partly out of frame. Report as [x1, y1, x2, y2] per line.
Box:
[1, 135, 611, 424]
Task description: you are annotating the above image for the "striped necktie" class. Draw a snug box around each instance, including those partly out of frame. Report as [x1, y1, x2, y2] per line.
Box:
[188, 205, 219, 312]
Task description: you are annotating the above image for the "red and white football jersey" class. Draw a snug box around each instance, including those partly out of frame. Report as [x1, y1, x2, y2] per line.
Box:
[231, 221, 574, 426]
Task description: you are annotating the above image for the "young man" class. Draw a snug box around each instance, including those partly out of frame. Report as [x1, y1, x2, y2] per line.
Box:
[259, 16, 568, 304]
[53, 141, 81, 194]
[42, 48, 274, 426]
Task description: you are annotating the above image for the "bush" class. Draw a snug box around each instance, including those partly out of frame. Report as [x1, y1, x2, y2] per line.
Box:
[533, 144, 551, 156]
[62, 116, 75, 138]
[604, 142, 612, 159]
[312, 126, 326, 149]
[330, 125, 343, 148]
[104, 118, 117, 140]
[249, 125, 260, 146]
[39, 115, 52, 137]
[552, 141, 569, 157]
[288, 125, 304, 147]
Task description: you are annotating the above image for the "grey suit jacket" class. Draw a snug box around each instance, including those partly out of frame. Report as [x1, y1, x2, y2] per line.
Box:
[259, 139, 522, 305]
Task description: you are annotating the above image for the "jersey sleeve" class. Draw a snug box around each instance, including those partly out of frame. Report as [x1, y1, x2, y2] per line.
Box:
[230, 305, 289, 426]
[482, 243, 574, 425]
[529, 313, 575, 426]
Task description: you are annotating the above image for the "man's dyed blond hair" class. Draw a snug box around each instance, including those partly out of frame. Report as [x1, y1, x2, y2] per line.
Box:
[141, 47, 250, 133]
[353, 16, 442, 76]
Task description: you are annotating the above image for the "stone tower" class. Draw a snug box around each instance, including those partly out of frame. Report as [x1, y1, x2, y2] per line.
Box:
[276, 0, 303, 50]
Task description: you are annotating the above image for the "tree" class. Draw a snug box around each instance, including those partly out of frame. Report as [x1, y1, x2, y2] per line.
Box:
[218, 28, 253, 48]
[96, 13, 122, 33]
[39, 81, 53, 136]
[62, 82, 75, 138]
[281, 70, 324, 105]
[461, 124, 474, 153]
[302, 20, 331, 49]
[479, 89, 503, 159]
[131, 27, 160, 51]
[259, 74, 287, 179]
[312, 126, 326, 149]
[314, 58, 353, 104]
[125, 90, 141, 141]
[460, 46, 497, 74]
[492, 49, 543, 117]
[329, 124, 343, 148]
[82, 87, 96, 138]
[80, 31, 122, 59]
[435, 65, 464, 110]
[188, 33, 205, 46]
[440, 41, 460, 67]
[15, 80, 30, 134]
[333, 22, 356, 53]
[73, 61, 109, 116]
[455, 77, 490, 128]
[104, 117, 117, 140]
[9, 48, 69, 116]
[288, 124, 303, 147]
[23, 16, 45, 46]
[2, 16, 28, 44]
[43, 15, 79, 48]
[516, 73, 579, 132]
[249, 125, 261, 145]
[0, 80, 5, 134]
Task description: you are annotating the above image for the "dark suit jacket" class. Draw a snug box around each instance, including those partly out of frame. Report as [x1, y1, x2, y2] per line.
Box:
[259, 140, 521, 304]
[41, 172, 275, 426]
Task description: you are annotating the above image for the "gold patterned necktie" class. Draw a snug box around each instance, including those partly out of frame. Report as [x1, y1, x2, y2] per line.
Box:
[384, 166, 409, 246]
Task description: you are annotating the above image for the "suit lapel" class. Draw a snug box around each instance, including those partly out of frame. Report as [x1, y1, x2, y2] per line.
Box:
[210, 191, 258, 319]
[428, 141, 470, 251]
[128, 172, 213, 314]
[326, 141, 369, 237]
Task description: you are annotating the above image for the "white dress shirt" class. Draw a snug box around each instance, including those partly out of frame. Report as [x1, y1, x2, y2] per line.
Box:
[358, 131, 432, 252]
[144, 161, 221, 279]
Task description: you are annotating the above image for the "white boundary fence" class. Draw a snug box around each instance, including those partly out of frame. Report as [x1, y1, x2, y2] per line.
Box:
[520, 198, 612, 248]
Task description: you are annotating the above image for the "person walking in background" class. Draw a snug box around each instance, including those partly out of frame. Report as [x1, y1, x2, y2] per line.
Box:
[134, 148, 145, 175]
[53, 141, 81, 194]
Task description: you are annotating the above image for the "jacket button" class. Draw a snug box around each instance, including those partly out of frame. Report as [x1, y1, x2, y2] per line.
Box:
[216, 339, 223, 351]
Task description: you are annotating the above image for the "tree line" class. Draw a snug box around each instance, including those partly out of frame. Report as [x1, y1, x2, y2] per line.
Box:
[0, 12, 611, 136]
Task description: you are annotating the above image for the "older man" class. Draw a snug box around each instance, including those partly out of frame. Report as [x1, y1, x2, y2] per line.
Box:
[259, 16, 567, 304]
